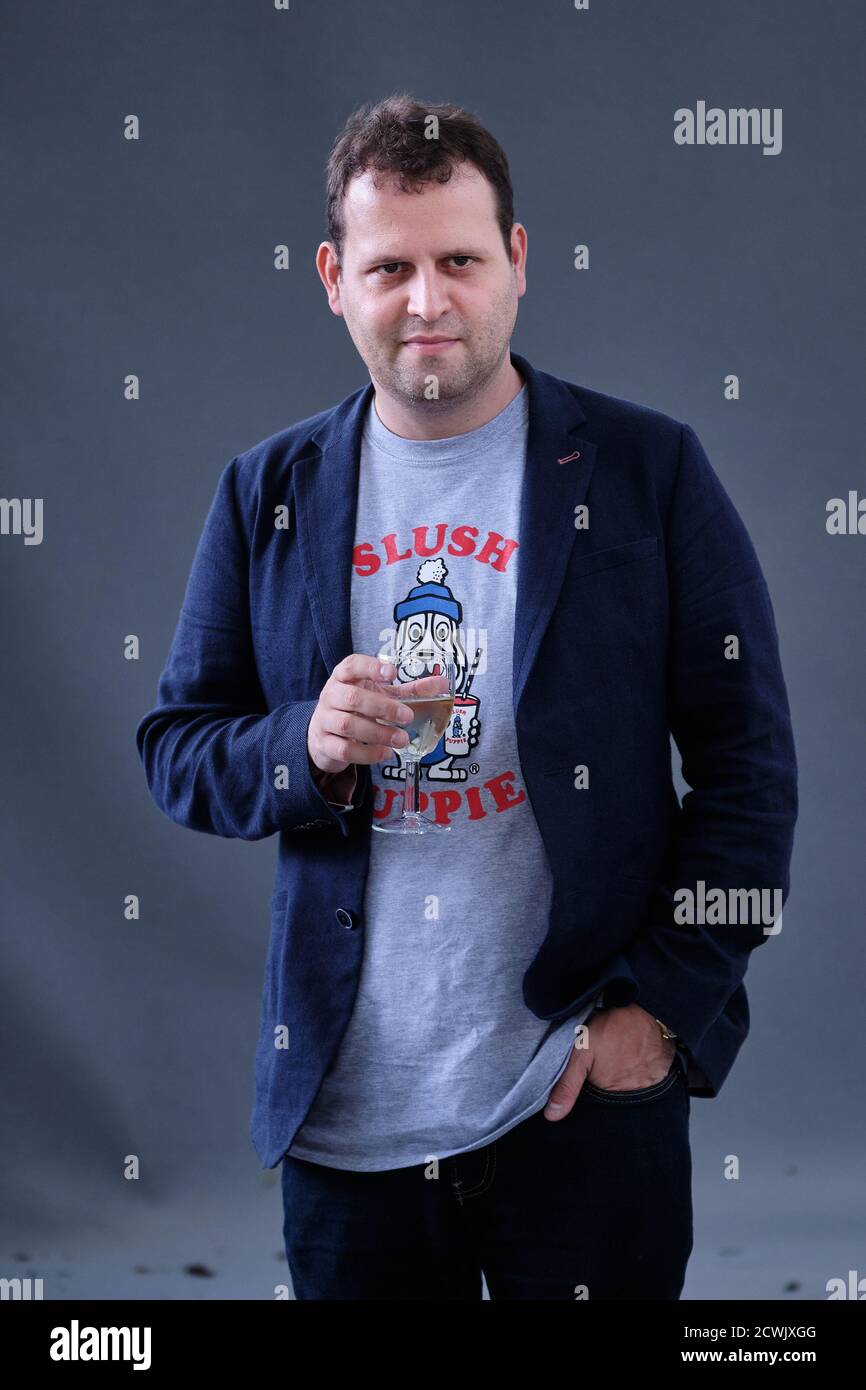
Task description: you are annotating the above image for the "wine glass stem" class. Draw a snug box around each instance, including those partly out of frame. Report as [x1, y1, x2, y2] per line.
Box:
[402, 757, 420, 817]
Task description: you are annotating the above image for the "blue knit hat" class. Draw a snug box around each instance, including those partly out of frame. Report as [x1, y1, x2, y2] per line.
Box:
[394, 558, 462, 624]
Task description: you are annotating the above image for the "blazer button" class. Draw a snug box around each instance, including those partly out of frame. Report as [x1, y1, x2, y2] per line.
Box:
[335, 907, 355, 929]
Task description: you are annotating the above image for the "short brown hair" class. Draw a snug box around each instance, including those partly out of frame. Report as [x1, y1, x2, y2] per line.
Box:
[325, 92, 515, 266]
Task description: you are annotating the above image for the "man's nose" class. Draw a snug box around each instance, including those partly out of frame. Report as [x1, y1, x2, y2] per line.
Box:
[405, 270, 452, 324]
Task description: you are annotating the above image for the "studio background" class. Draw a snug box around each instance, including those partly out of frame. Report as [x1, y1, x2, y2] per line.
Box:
[3, 0, 862, 1299]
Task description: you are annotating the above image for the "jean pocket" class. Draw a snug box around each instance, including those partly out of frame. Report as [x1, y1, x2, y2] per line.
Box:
[580, 1050, 683, 1105]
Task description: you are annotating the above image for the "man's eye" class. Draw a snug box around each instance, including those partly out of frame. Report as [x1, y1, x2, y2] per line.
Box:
[373, 257, 475, 276]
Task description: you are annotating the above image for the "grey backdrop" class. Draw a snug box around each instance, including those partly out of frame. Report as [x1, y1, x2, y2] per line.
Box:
[3, 0, 863, 1300]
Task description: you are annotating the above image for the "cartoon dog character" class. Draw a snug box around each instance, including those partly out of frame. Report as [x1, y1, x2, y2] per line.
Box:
[382, 557, 481, 782]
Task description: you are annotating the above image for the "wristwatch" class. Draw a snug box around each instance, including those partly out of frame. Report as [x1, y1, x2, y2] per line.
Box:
[654, 1017, 678, 1041]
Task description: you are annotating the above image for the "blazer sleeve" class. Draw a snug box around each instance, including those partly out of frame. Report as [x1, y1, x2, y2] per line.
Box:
[620, 423, 799, 1056]
[135, 456, 360, 841]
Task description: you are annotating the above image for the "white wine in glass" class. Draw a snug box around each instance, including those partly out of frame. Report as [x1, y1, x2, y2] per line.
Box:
[393, 691, 455, 759]
[371, 651, 457, 835]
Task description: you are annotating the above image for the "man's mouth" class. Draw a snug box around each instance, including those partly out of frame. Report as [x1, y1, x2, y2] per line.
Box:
[402, 337, 460, 352]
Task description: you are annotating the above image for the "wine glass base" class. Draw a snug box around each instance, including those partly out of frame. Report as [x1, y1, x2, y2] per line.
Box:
[372, 812, 451, 834]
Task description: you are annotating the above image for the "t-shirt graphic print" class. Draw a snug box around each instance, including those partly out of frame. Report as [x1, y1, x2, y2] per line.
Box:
[378, 554, 485, 799]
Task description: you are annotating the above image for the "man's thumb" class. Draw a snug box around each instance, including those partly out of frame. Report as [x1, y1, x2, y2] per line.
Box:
[543, 1063, 588, 1120]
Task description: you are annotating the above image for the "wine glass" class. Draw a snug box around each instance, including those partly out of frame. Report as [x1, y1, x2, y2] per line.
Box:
[370, 641, 457, 835]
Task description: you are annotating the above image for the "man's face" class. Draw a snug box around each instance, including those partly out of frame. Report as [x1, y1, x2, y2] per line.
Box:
[318, 161, 526, 407]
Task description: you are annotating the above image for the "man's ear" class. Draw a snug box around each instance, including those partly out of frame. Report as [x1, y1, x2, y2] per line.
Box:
[316, 242, 343, 315]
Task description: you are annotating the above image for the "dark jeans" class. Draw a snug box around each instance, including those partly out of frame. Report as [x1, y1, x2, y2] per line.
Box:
[281, 1049, 693, 1300]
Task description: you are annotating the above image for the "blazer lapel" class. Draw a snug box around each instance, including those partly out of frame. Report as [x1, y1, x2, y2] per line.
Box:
[293, 382, 373, 675]
[293, 351, 596, 721]
[509, 351, 595, 718]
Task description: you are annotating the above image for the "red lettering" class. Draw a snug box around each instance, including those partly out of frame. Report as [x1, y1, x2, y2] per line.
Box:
[413, 523, 448, 557]
[354, 523, 519, 574]
[427, 789, 462, 825]
[484, 770, 526, 812]
[476, 532, 519, 573]
[382, 532, 413, 565]
[373, 785, 404, 819]
[371, 769, 527, 822]
[448, 525, 478, 558]
[463, 784, 488, 820]
[352, 541, 380, 577]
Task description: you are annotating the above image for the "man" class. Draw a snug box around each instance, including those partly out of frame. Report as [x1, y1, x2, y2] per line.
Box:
[136, 94, 798, 1300]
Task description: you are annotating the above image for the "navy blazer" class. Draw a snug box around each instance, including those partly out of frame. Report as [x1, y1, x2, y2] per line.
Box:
[136, 350, 799, 1169]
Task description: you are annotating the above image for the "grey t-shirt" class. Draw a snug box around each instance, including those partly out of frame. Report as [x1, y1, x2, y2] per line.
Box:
[287, 381, 602, 1170]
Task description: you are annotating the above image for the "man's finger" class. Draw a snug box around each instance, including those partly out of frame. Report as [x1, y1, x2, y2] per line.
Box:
[543, 1088, 579, 1120]
[543, 1059, 589, 1120]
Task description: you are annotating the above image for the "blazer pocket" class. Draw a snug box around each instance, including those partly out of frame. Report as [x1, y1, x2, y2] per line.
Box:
[568, 534, 658, 582]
